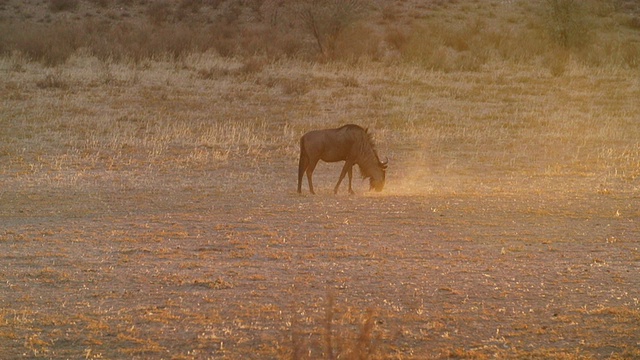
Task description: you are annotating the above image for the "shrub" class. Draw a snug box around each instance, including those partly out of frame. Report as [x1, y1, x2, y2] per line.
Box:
[621, 42, 640, 68]
[543, 47, 570, 76]
[333, 22, 383, 61]
[540, 0, 591, 48]
[4, 22, 84, 66]
[296, 0, 368, 58]
[147, 1, 173, 25]
[197, 65, 229, 80]
[49, 0, 79, 12]
[36, 71, 69, 89]
[385, 26, 409, 52]
[207, 22, 239, 57]
[237, 56, 265, 76]
[399, 21, 490, 72]
[89, 0, 110, 8]
[279, 77, 310, 96]
[221, 1, 242, 24]
[493, 27, 547, 64]
[178, 0, 202, 13]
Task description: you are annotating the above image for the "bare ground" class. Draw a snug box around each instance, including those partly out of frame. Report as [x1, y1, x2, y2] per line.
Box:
[1, 154, 639, 358]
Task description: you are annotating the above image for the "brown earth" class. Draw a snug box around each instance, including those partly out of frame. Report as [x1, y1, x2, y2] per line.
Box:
[1, 148, 639, 358]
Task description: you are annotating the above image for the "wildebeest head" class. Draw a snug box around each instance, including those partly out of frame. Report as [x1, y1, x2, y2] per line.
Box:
[369, 158, 388, 192]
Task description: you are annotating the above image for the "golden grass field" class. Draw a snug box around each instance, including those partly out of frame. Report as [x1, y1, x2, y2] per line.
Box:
[1, 0, 640, 359]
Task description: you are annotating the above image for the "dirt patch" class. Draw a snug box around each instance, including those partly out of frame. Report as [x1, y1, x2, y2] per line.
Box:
[1, 159, 639, 358]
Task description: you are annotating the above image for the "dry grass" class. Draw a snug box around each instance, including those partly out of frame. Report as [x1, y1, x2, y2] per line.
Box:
[1, 47, 638, 359]
[4, 51, 638, 190]
[1, 0, 640, 359]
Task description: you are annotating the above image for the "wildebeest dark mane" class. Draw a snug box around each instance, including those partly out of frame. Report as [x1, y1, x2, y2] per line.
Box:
[342, 125, 381, 179]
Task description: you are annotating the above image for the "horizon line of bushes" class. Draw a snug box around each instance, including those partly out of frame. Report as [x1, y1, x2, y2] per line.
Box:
[1, 0, 639, 71]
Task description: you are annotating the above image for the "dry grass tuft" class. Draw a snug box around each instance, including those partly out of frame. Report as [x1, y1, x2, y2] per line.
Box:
[288, 294, 383, 360]
[35, 70, 69, 89]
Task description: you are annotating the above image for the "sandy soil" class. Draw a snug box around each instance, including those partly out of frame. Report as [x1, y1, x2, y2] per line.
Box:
[1, 154, 639, 358]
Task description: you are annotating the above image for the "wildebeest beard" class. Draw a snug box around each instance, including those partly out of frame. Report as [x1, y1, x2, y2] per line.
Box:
[356, 145, 386, 191]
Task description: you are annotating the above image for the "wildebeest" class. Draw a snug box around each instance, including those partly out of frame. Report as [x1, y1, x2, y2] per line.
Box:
[297, 124, 388, 194]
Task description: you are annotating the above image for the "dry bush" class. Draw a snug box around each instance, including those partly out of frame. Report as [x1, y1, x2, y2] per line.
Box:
[384, 25, 409, 52]
[1, 0, 637, 69]
[49, 0, 79, 12]
[339, 75, 359, 88]
[91, 21, 215, 62]
[36, 70, 69, 89]
[333, 22, 383, 62]
[0, 18, 237, 65]
[220, 1, 243, 24]
[400, 20, 490, 72]
[540, 0, 591, 49]
[573, 36, 640, 69]
[179, 0, 203, 13]
[279, 77, 310, 96]
[205, 0, 224, 8]
[543, 46, 571, 76]
[175, 0, 203, 21]
[395, 5, 635, 71]
[2, 22, 84, 66]
[492, 27, 548, 64]
[196, 65, 230, 80]
[147, 1, 174, 25]
[381, 4, 400, 22]
[236, 24, 306, 60]
[236, 56, 265, 76]
[620, 42, 640, 68]
[296, 0, 368, 58]
[89, 0, 110, 8]
[94, 21, 156, 61]
[153, 24, 203, 59]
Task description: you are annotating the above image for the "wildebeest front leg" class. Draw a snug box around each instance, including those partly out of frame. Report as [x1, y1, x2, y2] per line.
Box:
[334, 161, 354, 194]
[347, 166, 354, 194]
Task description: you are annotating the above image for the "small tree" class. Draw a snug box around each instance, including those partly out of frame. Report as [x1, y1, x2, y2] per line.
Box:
[296, 0, 367, 58]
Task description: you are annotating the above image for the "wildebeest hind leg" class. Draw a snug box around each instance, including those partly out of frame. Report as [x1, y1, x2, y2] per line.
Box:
[298, 152, 309, 193]
[306, 160, 318, 195]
